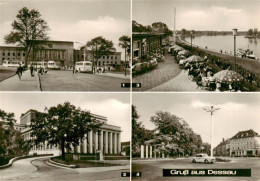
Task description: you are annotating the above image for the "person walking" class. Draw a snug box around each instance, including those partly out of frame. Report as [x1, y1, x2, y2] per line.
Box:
[16, 64, 23, 80]
[30, 65, 34, 77]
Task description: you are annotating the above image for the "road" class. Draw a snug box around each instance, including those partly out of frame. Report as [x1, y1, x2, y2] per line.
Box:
[0, 69, 130, 91]
[132, 157, 260, 181]
[0, 157, 130, 181]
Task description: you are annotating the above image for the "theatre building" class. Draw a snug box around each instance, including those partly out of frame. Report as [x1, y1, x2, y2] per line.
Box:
[0, 40, 74, 66]
[20, 109, 122, 156]
[229, 129, 260, 157]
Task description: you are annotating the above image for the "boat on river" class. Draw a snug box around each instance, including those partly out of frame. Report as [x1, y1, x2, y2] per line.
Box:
[237, 48, 257, 59]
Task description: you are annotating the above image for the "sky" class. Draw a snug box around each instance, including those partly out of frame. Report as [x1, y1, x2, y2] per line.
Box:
[0, 92, 131, 142]
[0, 0, 130, 59]
[133, 0, 260, 31]
[133, 93, 260, 148]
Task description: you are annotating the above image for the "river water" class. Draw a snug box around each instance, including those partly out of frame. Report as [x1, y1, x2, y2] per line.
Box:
[184, 35, 260, 59]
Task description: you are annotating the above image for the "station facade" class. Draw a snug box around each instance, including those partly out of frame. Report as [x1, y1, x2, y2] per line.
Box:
[0, 40, 74, 66]
[73, 49, 122, 67]
[19, 110, 122, 156]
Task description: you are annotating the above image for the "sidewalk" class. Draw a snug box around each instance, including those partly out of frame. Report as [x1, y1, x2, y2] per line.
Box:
[0, 70, 41, 91]
[133, 53, 182, 91]
[149, 70, 206, 92]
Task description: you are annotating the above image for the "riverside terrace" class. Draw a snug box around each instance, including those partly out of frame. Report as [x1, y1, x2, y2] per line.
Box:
[174, 39, 260, 91]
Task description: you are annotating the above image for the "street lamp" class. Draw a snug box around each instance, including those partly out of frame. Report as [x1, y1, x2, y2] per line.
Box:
[232, 29, 238, 71]
[203, 106, 220, 157]
[190, 31, 193, 49]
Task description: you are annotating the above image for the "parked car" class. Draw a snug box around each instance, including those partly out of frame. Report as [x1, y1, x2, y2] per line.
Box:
[191, 153, 215, 164]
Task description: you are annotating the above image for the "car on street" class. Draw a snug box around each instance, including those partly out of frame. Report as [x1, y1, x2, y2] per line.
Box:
[191, 153, 215, 164]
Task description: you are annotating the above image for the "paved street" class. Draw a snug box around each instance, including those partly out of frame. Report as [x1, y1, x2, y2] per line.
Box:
[0, 70, 130, 91]
[132, 157, 260, 181]
[0, 157, 130, 181]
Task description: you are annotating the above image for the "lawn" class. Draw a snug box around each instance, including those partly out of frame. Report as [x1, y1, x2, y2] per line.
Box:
[52, 156, 124, 168]
[0, 68, 16, 81]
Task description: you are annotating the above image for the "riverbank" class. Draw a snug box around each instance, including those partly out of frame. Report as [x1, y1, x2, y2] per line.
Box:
[179, 38, 260, 77]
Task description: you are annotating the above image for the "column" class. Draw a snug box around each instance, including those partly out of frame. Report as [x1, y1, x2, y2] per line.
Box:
[94, 132, 98, 152]
[118, 133, 121, 154]
[105, 131, 108, 154]
[44, 141, 47, 150]
[88, 131, 93, 153]
[141, 145, 144, 158]
[100, 130, 103, 151]
[109, 132, 113, 154]
[146, 145, 149, 158]
[83, 134, 87, 153]
[114, 132, 117, 154]
[150, 146, 153, 158]
[77, 139, 81, 153]
[70, 143, 74, 153]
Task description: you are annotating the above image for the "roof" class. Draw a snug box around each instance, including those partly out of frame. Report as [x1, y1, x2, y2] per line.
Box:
[230, 129, 259, 140]
[132, 32, 165, 38]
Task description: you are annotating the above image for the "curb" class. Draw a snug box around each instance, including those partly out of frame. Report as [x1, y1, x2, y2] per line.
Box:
[0, 157, 19, 169]
[0, 154, 54, 170]
[48, 158, 76, 168]
[0, 73, 17, 82]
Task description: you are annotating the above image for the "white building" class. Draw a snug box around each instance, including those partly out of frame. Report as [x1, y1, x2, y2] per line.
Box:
[19, 110, 122, 156]
[230, 129, 260, 157]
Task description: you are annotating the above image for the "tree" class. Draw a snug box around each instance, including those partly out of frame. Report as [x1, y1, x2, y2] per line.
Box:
[247, 29, 254, 37]
[86, 36, 116, 73]
[4, 7, 50, 65]
[0, 109, 29, 160]
[30, 102, 103, 160]
[132, 105, 153, 156]
[151, 111, 203, 156]
[253, 28, 258, 37]
[151, 22, 173, 36]
[118, 35, 130, 76]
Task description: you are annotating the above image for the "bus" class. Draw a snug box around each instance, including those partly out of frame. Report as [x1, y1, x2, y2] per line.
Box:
[75, 61, 92, 73]
[3, 60, 25, 67]
[47, 61, 61, 69]
[30, 61, 48, 69]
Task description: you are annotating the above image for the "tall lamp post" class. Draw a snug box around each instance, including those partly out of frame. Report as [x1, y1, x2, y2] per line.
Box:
[190, 31, 193, 49]
[232, 29, 237, 71]
[203, 106, 220, 157]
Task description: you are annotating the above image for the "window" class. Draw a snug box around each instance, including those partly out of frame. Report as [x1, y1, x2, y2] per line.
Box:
[115, 56, 117, 59]
[103, 56, 105, 59]
[18, 52, 20, 56]
[23, 53, 25, 56]
[13, 52, 15, 56]
[111, 56, 113, 59]
[107, 56, 109, 59]
[2, 52, 5, 56]
[8, 52, 10, 56]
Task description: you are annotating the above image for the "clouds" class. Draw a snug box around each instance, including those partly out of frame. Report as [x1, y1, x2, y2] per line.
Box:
[178, 6, 250, 30]
[48, 16, 130, 52]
